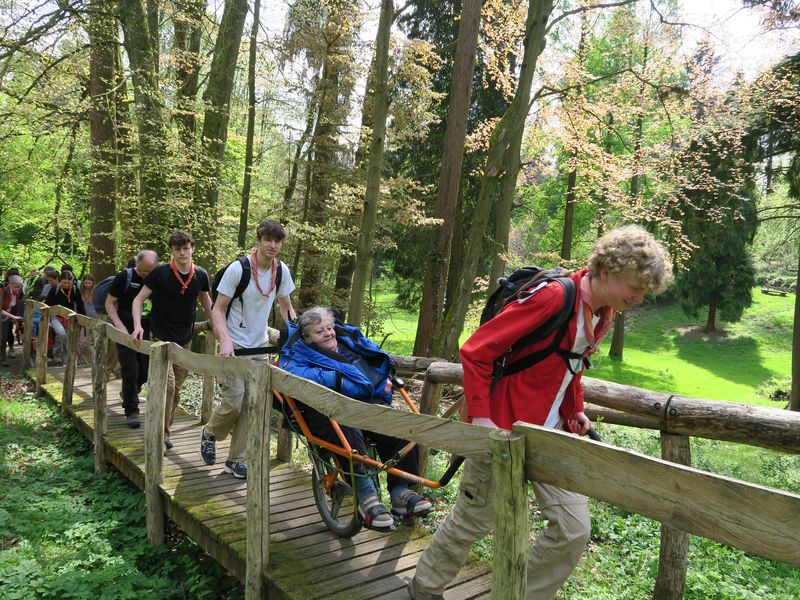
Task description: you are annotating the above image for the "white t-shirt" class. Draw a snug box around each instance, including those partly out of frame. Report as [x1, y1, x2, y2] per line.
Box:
[543, 305, 599, 429]
[217, 259, 295, 348]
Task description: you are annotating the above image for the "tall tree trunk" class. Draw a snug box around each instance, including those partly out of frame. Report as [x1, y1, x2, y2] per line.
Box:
[196, 0, 249, 268]
[282, 91, 318, 219]
[705, 297, 717, 334]
[119, 0, 169, 249]
[239, 0, 262, 249]
[173, 0, 203, 152]
[609, 44, 647, 359]
[790, 249, 800, 411]
[53, 123, 80, 257]
[88, 0, 117, 280]
[413, 0, 481, 355]
[445, 185, 466, 314]
[113, 40, 139, 256]
[560, 158, 578, 260]
[348, 0, 394, 326]
[433, 0, 554, 358]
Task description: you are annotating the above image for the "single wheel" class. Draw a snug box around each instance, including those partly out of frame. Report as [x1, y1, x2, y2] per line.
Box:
[309, 448, 363, 538]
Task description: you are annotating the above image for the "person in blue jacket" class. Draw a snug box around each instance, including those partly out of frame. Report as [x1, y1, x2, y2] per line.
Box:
[279, 306, 432, 532]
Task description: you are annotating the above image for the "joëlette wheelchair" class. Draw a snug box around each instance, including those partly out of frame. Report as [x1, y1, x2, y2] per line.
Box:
[273, 377, 463, 538]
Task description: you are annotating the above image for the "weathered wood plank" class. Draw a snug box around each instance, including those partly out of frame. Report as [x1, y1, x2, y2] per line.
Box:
[270, 366, 491, 460]
[169, 342, 251, 379]
[91, 321, 108, 474]
[61, 314, 80, 413]
[145, 341, 170, 545]
[653, 433, 691, 600]
[491, 430, 526, 600]
[104, 320, 153, 354]
[200, 331, 216, 424]
[35, 306, 49, 389]
[22, 301, 33, 373]
[245, 364, 272, 600]
[513, 423, 800, 566]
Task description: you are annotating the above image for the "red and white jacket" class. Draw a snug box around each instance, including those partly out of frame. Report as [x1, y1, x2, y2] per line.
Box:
[461, 269, 613, 431]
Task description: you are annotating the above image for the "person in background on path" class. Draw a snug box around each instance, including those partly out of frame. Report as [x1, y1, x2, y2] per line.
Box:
[201, 220, 296, 479]
[106, 250, 158, 428]
[408, 225, 674, 600]
[132, 232, 212, 451]
[44, 270, 85, 366]
[0, 275, 24, 367]
[37, 267, 59, 302]
[280, 306, 432, 531]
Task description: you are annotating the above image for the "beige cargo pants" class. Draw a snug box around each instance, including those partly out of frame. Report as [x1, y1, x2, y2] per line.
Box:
[414, 457, 591, 599]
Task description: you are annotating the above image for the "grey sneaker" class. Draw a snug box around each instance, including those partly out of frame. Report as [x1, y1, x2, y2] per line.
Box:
[125, 413, 140, 429]
[407, 576, 443, 600]
[223, 460, 247, 479]
[200, 427, 216, 465]
[391, 488, 432, 519]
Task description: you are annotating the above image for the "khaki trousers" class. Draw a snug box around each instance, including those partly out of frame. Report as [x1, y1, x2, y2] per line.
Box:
[161, 341, 189, 438]
[205, 350, 270, 463]
[414, 457, 591, 599]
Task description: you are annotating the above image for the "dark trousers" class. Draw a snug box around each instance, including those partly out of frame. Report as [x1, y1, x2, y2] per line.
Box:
[301, 404, 420, 493]
[117, 341, 149, 415]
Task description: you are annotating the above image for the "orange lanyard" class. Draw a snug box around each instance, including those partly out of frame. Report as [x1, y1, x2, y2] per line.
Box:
[579, 275, 614, 353]
[250, 251, 278, 298]
[169, 261, 195, 295]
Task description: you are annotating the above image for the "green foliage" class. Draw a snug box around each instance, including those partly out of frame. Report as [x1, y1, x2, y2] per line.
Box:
[0, 384, 243, 599]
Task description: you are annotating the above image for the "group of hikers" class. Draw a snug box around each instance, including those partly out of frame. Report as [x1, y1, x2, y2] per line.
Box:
[4, 219, 673, 599]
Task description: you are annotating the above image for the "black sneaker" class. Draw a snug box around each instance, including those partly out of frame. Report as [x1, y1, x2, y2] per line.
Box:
[223, 460, 247, 479]
[126, 413, 141, 429]
[200, 427, 216, 465]
[164, 438, 173, 450]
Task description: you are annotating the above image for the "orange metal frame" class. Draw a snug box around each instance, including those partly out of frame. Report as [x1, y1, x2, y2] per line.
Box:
[273, 386, 442, 489]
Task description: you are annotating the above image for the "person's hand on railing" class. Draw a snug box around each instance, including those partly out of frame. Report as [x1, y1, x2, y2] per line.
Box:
[131, 325, 144, 344]
[383, 378, 393, 394]
[471, 417, 500, 429]
[567, 411, 590, 436]
[219, 339, 235, 357]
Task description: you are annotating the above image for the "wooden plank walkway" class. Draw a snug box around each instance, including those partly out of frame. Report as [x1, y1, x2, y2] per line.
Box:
[36, 364, 493, 599]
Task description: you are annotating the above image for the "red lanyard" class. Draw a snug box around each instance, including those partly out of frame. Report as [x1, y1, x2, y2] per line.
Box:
[250, 251, 278, 298]
[579, 275, 614, 353]
[61, 285, 73, 305]
[169, 261, 195, 295]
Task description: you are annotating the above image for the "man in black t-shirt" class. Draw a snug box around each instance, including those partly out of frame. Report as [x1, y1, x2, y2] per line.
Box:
[132, 231, 213, 448]
[106, 249, 158, 428]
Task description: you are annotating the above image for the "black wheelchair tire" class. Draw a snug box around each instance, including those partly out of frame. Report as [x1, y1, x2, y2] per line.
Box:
[309, 449, 363, 538]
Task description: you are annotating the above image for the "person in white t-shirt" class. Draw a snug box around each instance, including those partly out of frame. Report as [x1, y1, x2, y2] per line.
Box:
[201, 220, 297, 479]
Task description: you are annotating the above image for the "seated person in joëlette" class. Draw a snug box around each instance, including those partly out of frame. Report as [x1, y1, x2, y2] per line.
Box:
[279, 306, 432, 532]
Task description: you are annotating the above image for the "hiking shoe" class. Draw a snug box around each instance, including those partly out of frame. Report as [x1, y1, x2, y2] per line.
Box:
[407, 576, 444, 600]
[223, 460, 247, 479]
[358, 494, 395, 533]
[200, 427, 216, 465]
[126, 413, 141, 429]
[391, 488, 432, 519]
[164, 438, 173, 450]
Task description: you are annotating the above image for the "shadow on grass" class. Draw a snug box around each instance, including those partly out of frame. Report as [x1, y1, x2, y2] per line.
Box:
[675, 333, 778, 391]
[589, 358, 678, 393]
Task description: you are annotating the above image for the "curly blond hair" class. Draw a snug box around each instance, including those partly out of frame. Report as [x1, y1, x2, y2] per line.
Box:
[587, 225, 673, 294]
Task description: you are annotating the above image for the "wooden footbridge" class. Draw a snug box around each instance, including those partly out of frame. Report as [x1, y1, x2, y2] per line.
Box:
[16, 301, 800, 599]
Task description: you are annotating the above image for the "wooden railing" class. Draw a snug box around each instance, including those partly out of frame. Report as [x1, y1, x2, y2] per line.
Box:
[22, 300, 800, 600]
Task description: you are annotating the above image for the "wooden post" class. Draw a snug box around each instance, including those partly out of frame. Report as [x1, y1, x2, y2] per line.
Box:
[200, 330, 216, 424]
[246, 364, 273, 600]
[145, 341, 170, 546]
[491, 429, 527, 600]
[276, 419, 293, 464]
[416, 375, 443, 480]
[92, 322, 108, 474]
[61, 314, 80, 414]
[35, 306, 50, 391]
[22, 301, 34, 374]
[653, 433, 691, 600]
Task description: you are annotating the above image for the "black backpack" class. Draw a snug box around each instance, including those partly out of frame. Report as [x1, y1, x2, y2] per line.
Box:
[480, 266, 579, 389]
[211, 256, 283, 321]
[94, 268, 133, 314]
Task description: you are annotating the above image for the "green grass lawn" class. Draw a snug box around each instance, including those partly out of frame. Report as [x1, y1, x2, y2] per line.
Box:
[375, 287, 795, 408]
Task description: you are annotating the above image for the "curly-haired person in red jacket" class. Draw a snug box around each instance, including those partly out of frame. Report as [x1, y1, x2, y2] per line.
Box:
[409, 225, 673, 600]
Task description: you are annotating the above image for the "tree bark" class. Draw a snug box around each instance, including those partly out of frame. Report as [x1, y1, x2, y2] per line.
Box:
[87, 0, 117, 280]
[608, 311, 625, 359]
[790, 248, 800, 411]
[705, 298, 717, 334]
[118, 0, 170, 249]
[433, 0, 554, 358]
[560, 158, 578, 260]
[239, 0, 262, 249]
[348, 0, 395, 326]
[173, 0, 203, 152]
[196, 0, 249, 268]
[413, 0, 481, 355]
